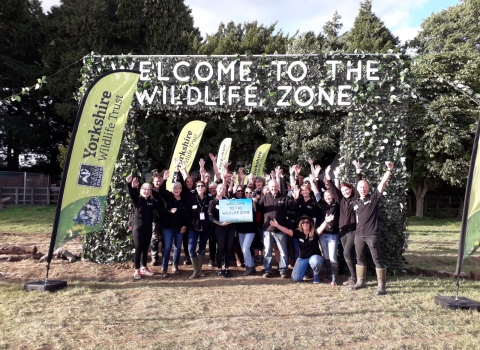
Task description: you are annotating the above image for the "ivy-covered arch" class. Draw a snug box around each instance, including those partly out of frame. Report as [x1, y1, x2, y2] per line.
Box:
[80, 53, 411, 273]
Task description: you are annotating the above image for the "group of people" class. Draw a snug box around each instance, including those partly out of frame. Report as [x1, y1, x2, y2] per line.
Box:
[126, 153, 394, 295]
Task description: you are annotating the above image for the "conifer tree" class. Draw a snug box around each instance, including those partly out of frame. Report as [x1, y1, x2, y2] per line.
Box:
[345, 0, 399, 53]
[142, 0, 201, 54]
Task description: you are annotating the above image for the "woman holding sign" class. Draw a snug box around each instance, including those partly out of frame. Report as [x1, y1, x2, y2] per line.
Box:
[208, 183, 235, 277]
[270, 214, 334, 283]
[185, 180, 212, 279]
[233, 185, 257, 276]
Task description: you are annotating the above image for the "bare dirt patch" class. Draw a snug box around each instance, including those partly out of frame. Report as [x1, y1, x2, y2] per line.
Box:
[0, 232, 300, 286]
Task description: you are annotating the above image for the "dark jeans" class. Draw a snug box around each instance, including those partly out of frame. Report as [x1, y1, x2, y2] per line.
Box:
[182, 230, 190, 261]
[339, 230, 356, 278]
[355, 233, 384, 269]
[188, 229, 210, 258]
[251, 226, 264, 251]
[215, 225, 235, 269]
[209, 226, 217, 262]
[133, 225, 152, 270]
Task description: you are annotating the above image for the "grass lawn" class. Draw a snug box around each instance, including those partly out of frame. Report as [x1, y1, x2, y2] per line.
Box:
[1, 207, 479, 349]
[0, 205, 55, 234]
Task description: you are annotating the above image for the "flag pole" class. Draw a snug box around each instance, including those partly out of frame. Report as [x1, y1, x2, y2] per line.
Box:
[435, 114, 480, 311]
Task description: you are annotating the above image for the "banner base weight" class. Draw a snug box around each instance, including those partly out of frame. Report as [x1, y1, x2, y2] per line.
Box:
[24, 280, 67, 292]
[435, 296, 480, 311]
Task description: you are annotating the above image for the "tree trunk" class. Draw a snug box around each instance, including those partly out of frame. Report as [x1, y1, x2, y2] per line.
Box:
[411, 177, 429, 218]
[0, 245, 37, 255]
[415, 195, 425, 218]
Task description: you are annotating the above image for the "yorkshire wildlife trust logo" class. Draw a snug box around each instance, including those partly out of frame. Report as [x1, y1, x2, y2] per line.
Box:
[77, 164, 104, 188]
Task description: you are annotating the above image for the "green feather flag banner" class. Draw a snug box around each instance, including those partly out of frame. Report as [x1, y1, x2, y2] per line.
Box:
[456, 115, 480, 275]
[49, 70, 139, 258]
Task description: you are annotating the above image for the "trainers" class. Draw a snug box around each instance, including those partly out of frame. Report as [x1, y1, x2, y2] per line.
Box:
[168, 259, 173, 266]
[183, 258, 192, 265]
[208, 260, 214, 267]
[141, 267, 154, 276]
[331, 281, 337, 286]
[262, 272, 273, 278]
[313, 274, 320, 284]
[218, 269, 225, 276]
[134, 269, 142, 280]
[224, 269, 233, 278]
[151, 259, 161, 266]
[161, 269, 168, 278]
[343, 277, 357, 287]
[280, 272, 289, 279]
[172, 264, 180, 275]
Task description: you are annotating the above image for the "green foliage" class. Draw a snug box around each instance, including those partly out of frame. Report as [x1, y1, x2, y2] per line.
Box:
[287, 11, 346, 54]
[410, 0, 480, 54]
[408, 49, 480, 191]
[142, 0, 201, 54]
[78, 53, 412, 273]
[0, 0, 67, 176]
[406, 0, 480, 217]
[198, 21, 293, 55]
[345, 0, 400, 53]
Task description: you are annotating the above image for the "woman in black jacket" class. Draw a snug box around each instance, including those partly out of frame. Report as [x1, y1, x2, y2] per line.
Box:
[185, 180, 212, 279]
[208, 183, 235, 277]
[126, 174, 163, 280]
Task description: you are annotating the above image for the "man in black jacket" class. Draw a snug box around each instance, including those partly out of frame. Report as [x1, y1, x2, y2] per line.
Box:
[253, 179, 296, 278]
[150, 174, 166, 266]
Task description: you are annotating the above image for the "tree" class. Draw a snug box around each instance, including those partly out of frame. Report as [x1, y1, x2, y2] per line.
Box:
[198, 21, 293, 55]
[322, 10, 347, 51]
[0, 0, 54, 171]
[345, 0, 400, 53]
[142, 0, 201, 54]
[287, 11, 346, 54]
[410, 0, 480, 54]
[407, 0, 480, 217]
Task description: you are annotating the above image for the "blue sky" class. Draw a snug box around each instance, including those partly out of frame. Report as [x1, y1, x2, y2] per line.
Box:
[41, 0, 461, 43]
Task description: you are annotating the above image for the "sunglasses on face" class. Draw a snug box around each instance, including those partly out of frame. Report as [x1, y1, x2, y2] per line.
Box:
[236, 190, 244, 192]
[301, 221, 311, 225]
[245, 191, 252, 194]
[197, 185, 205, 188]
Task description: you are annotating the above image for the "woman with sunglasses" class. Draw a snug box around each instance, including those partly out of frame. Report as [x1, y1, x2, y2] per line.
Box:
[269, 214, 334, 283]
[233, 185, 257, 276]
[185, 180, 212, 279]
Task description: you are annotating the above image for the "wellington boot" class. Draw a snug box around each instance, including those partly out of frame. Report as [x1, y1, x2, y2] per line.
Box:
[375, 268, 387, 295]
[197, 255, 205, 277]
[349, 265, 367, 291]
[189, 256, 201, 279]
[331, 263, 338, 286]
[323, 259, 332, 282]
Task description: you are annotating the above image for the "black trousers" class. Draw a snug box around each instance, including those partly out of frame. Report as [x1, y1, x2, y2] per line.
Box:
[133, 225, 152, 270]
[339, 230, 356, 277]
[150, 222, 162, 259]
[355, 233, 384, 269]
[215, 225, 235, 269]
[209, 225, 217, 262]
